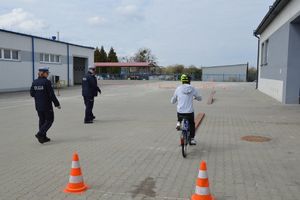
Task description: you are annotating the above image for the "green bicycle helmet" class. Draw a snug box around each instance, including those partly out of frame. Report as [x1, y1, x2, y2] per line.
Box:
[180, 74, 190, 84]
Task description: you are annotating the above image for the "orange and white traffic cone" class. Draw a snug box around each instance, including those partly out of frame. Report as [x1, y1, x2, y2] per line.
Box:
[191, 161, 215, 200]
[64, 152, 88, 194]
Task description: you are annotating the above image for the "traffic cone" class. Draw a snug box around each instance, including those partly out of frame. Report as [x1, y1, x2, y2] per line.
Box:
[64, 152, 88, 194]
[191, 161, 215, 200]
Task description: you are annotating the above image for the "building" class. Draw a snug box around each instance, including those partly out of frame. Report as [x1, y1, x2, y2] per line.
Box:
[254, 0, 300, 104]
[202, 63, 248, 82]
[94, 62, 156, 80]
[0, 29, 94, 92]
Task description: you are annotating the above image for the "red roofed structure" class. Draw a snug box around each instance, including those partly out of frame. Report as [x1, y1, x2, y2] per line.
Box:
[94, 62, 156, 80]
[94, 62, 153, 67]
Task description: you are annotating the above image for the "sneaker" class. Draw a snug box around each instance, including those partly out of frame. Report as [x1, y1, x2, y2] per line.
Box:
[84, 120, 93, 124]
[190, 138, 197, 145]
[176, 122, 181, 130]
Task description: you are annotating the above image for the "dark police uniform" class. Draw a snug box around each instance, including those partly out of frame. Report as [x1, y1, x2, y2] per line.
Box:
[30, 76, 60, 141]
[82, 71, 101, 123]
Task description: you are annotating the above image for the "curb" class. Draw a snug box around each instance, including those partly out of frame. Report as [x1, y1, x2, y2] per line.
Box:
[195, 112, 205, 130]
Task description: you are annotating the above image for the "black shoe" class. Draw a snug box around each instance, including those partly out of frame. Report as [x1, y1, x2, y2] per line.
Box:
[92, 116, 96, 120]
[84, 120, 93, 124]
[44, 136, 51, 143]
[35, 134, 46, 144]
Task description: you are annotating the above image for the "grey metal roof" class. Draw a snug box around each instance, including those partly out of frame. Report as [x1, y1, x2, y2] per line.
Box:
[201, 63, 248, 69]
[0, 28, 95, 50]
[254, 0, 290, 35]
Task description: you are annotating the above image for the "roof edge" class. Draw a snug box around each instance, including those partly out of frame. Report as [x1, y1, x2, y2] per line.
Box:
[254, 0, 290, 35]
[201, 63, 248, 69]
[0, 28, 95, 50]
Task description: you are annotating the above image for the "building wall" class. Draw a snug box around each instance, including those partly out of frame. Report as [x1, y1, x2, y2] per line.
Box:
[258, 1, 300, 104]
[0, 30, 94, 91]
[258, 22, 290, 102]
[202, 64, 248, 82]
[0, 31, 33, 92]
[34, 38, 69, 86]
[286, 22, 300, 104]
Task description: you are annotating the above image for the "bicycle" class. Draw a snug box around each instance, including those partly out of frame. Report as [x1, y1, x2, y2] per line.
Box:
[179, 118, 191, 158]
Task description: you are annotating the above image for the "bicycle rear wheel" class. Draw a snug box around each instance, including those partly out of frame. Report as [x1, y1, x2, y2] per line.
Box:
[181, 132, 188, 158]
[181, 144, 187, 158]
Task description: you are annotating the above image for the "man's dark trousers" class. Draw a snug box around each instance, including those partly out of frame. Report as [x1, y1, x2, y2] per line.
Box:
[37, 110, 54, 137]
[177, 112, 195, 138]
[84, 96, 94, 122]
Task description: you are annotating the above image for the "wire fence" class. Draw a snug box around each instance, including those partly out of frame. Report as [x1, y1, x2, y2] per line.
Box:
[96, 73, 202, 81]
[202, 74, 247, 82]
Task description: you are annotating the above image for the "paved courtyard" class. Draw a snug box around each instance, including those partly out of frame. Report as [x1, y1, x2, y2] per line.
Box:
[0, 80, 299, 200]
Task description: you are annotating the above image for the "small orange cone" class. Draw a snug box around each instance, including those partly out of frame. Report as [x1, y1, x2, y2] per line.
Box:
[191, 161, 215, 200]
[64, 152, 88, 194]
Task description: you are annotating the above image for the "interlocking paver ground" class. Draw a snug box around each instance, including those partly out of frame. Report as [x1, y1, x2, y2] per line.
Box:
[0, 80, 299, 200]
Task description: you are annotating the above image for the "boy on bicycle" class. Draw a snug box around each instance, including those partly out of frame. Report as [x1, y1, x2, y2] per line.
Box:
[171, 74, 202, 145]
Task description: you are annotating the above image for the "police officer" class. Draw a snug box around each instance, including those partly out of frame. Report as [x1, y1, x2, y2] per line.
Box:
[30, 67, 61, 143]
[82, 66, 101, 124]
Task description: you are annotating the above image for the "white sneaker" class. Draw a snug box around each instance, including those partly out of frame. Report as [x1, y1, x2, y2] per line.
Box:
[190, 138, 197, 145]
[176, 122, 181, 130]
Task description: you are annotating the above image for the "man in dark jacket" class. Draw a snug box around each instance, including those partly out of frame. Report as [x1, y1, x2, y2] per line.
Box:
[82, 66, 101, 124]
[30, 67, 61, 143]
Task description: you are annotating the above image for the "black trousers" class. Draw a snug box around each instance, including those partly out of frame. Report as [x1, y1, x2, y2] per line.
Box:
[177, 112, 195, 139]
[37, 110, 54, 137]
[84, 96, 94, 121]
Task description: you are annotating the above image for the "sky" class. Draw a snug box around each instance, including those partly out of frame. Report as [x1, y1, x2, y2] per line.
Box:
[0, 0, 274, 67]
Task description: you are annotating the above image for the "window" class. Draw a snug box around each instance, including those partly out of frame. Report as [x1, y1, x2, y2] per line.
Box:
[261, 43, 264, 66]
[260, 40, 269, 66]
[55, 55, 60, 63]
[40, 53, 61, 64]
[0, 48, 20, 61]
[264, 40, 269, 65]
[12, 50, 19, 60]
[50, 54, 55, 62]
[4, 49, 11, 59]
[45, 54, 50, 62]
[40, 53, 44, 62]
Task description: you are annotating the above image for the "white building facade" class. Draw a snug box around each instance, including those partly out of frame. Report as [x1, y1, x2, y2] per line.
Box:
[254, 0, 300, 104]
[0, 29, 94, 92]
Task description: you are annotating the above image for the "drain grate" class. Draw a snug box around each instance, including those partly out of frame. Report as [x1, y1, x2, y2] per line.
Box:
[241, 135, 271, 142]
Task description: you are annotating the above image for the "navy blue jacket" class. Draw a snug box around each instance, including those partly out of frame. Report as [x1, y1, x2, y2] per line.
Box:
[82, 72, 101, 97]
[30, 77, 60, 111]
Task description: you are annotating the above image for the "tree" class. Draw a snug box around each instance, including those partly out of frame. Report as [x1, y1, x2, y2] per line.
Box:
[119, 56, 133, 63]
[107, 47, 120, 74]
[107, 47, 118, 62]
[94, 47, 101, 62]
[158, 65, 202, 80]
[247, 67, 257, 82]
[132, 48, 157, 64]
[99, 46, 108, 62]
[164, 64, 184, 74]
[184, 65, 202, 80]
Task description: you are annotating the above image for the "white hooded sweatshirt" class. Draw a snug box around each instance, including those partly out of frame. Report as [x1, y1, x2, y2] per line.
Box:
[171, 84, 202, 113]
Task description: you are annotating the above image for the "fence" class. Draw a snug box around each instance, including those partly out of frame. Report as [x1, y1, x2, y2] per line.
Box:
[96, 73, 203, 81]
[202, 74, 247, 82]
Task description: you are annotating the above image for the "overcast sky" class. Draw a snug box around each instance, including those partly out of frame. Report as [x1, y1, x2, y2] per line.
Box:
[0, 0, 274, 66]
